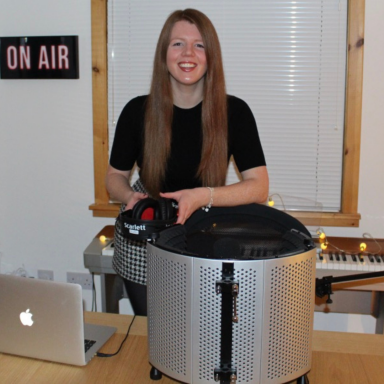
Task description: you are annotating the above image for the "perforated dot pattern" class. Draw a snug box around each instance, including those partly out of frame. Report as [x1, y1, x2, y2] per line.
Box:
[148, 248, 315, 384]
[147, 252, 188, 377]
[197, 265, 222, 382]
[232, 268, 258, 383]
[195, 265, 260, 383]
[266, 258, 314, 381]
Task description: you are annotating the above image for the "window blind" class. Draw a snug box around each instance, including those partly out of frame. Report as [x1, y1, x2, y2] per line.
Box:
[107, 0, 347, 212]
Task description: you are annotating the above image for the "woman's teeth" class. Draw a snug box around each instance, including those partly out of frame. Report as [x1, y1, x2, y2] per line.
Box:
[179, 63, 196, 68]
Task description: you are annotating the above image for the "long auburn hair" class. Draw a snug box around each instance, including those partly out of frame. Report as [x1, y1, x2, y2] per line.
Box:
[141, 9, 228, 197]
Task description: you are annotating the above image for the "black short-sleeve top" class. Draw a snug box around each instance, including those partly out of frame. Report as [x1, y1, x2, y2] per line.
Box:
[110, 95, 266, 192]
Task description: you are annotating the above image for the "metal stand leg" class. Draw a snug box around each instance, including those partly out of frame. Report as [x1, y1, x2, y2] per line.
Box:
[296, 373, 309, 384]
[150, 366, 162, 381]
[372, 291, 384, 334]
[100, 273, 125, 313]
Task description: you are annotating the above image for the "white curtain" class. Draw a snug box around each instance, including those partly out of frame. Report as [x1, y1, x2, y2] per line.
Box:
[107, 0, 347, 212]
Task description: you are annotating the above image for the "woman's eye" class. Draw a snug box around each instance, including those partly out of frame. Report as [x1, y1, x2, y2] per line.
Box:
[196, 43, 205, 49]
[172, 42, 183, 47]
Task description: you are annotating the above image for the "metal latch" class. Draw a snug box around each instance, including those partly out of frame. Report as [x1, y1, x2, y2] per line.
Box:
[214, 366, 237, 383]
[216, 280, 240, 323]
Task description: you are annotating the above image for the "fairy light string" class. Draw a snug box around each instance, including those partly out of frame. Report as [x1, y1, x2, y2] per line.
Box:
[316, 228, 382, 255]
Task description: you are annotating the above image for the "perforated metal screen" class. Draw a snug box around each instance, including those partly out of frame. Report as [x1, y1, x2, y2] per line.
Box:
[147, 248, 192, 382]
[262, 257, 315, 383]
[147, 244, 315, 384]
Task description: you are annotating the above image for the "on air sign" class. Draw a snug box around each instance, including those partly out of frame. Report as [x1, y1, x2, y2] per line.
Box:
[0, 36, 79, 79]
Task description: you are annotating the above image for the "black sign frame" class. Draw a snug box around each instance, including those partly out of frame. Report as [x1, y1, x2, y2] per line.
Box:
[0, 35, 79, 79]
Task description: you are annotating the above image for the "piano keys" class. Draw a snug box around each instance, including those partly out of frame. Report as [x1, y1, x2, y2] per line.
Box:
[101, 241, 114, 256]
[316, 249, 384, 272]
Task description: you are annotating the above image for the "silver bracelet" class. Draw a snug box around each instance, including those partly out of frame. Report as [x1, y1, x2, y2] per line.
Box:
[202, 187, 214, 212]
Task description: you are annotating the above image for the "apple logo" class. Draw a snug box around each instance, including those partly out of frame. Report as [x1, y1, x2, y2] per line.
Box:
[20, 309, 34, 326]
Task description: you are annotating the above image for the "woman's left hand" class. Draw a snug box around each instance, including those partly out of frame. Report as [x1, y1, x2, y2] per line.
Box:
[160, 188, 210, 225]
[160, 166, 269, 225]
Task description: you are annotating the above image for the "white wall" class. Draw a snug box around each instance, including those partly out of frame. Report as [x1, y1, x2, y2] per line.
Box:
[324, 1, 384, 240]
[0, 0, 113, 311]
[0, 1, 383, 331]
[314, 0, 384, 334]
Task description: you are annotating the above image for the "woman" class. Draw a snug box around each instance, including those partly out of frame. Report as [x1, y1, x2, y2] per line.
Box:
[106, 9, 269, 315]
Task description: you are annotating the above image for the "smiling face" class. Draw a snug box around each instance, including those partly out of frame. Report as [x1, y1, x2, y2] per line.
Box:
[166, 20, 207, 93]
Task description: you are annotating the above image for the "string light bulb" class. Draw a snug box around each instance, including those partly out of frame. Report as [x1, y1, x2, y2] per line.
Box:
[99, 235, 107, 242]
[316, 228, 328, 250]
[360, 242, 367, 252]
[268, 197, 275, 207]
[316, 228, 326, 240]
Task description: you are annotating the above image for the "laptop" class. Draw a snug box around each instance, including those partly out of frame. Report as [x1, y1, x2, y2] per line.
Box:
[0, 274, 116, 366]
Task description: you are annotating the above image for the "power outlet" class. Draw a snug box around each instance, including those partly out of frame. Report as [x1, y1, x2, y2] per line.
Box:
[67, 272, 93, 290]
[37, 269, 54, 281]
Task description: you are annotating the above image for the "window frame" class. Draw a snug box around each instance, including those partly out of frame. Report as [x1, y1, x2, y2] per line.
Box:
[89, 0, 364, 227]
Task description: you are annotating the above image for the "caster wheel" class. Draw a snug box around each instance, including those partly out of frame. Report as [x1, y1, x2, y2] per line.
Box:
[150, 366, 163, 380]
[296, 374, 309, 384]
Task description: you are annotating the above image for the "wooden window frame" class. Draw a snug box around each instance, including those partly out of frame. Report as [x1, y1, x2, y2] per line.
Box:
[89, 0, 364, 227]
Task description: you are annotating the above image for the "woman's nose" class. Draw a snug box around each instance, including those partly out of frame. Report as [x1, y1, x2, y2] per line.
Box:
[182, 44, 194, 56]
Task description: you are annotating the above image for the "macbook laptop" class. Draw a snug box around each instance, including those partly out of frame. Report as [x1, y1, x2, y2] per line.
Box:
[0, 274, 116, 366]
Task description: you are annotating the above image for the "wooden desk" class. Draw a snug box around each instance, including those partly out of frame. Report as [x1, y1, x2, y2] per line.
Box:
[1, 312, 384, 383]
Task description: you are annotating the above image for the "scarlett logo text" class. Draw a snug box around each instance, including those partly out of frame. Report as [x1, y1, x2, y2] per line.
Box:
[124, 223, 146, 231]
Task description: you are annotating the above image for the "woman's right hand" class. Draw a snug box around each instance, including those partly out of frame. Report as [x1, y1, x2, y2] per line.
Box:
[124, 191, 148, 211]
[106, 165, 148, 209]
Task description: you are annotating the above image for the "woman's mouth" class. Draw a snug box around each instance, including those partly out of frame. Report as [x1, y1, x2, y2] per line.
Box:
[178, 62, 197, 71]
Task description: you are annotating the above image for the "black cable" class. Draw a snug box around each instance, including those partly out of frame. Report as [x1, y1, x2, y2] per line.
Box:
[91, 273, 97, 312]
[96, 315, 136, 358]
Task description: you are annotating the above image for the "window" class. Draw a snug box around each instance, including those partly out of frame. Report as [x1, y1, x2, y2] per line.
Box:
[90, 0, 364, 227]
